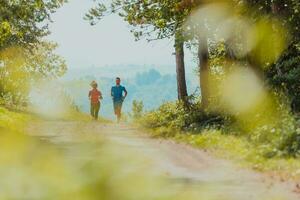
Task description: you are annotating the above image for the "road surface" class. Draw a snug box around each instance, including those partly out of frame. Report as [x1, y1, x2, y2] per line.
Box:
[27, 121, 300, 200]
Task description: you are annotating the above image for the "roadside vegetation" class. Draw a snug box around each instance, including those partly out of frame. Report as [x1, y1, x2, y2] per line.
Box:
[133, 100, 300, 179]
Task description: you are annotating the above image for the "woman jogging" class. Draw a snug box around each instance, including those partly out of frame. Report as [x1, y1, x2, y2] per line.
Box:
[89, 81, 103, 120]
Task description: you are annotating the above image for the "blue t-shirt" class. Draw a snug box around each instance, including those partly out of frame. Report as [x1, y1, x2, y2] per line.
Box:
[111, 85, 127, 102]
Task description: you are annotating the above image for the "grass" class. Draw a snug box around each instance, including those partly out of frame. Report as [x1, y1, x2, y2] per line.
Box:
[0, 107, 30, 132]
[146, 126, 300, 180]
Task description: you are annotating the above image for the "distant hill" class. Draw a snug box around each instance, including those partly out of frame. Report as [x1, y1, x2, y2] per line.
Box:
[62, 64, 196, 80]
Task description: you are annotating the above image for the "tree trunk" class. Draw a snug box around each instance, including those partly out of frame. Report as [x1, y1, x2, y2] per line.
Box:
[175, 33, 188, 102]
[271, 1, 283, 15]
[198, 38, 209, 108]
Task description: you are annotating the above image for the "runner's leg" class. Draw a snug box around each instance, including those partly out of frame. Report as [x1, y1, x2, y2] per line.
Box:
[95, 102, 100, 120]
[117, 103, 122, 123]
[113, 102, 117, 115]
[90, 103, 95, 118]
[117, 108, 121, 123]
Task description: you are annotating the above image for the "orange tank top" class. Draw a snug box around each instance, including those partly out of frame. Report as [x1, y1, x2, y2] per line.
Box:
[89, 89, 101, 104]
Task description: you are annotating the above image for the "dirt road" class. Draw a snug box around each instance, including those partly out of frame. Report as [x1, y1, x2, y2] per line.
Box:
[28, 121, 300, 200]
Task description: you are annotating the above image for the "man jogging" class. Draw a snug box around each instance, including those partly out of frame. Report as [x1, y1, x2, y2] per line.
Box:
[111, 77, 127, 123]
[89, 81, 103, 120]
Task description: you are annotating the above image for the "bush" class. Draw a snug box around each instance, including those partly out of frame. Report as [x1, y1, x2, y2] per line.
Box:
[141, 100, 228, 132]
[131, 100, 144, 120]
[250, 110, 300, 158]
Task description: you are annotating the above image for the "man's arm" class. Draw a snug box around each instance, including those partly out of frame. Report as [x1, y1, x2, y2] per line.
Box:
[88, 91, 91, 99]
[111, 87, 114, 98]
[123, 87, 128, 98]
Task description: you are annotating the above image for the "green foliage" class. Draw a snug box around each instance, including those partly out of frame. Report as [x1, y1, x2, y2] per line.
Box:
[84, 3, 107, 25]
[0, 0, 66, 50]
[0, 42, 67, 107]
[141, 99, 228, 135]
[266, 43, 300, 112]
[242, 0, 300, 113]
[141, 101, 186, 131]
[244, 0, 300, 41]
[248, 109, 300, 157]
[0, 1, 66, 109]
[26, 41, 67, 78]
[131, 100, 144, 119]
[141, 96, 300, 158]
[0, 107, 30, 131]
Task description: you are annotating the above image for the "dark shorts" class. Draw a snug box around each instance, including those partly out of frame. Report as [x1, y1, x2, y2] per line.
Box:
[113, 101, 123, 115]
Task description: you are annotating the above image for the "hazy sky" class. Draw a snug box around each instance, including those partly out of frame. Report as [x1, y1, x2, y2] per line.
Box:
[47, 0, 194, 70]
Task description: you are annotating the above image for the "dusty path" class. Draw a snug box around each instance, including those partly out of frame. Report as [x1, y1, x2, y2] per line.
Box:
[28, 121, 300, 200]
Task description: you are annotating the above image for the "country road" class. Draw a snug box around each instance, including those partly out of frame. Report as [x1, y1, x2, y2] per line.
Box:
[27, 121, 300, 200]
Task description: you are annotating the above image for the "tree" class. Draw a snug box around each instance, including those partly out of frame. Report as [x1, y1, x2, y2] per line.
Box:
[0, 0, 66, 50]
[197, 37, 209, 108]
[25, 41, 67, 79]
[181, 1, 220, 108]
[0, 0, 66, 106]
[86, 0, 191, 101]
[0, 42, 67, 105]
[175, 31, 188, 100]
